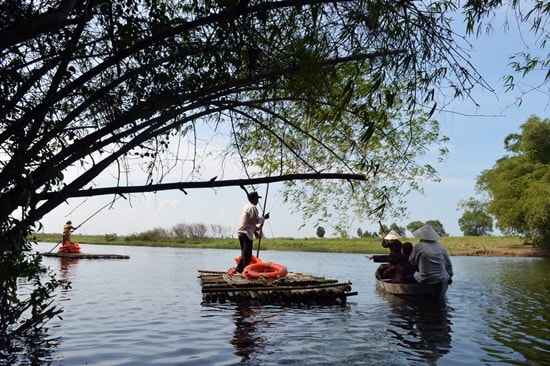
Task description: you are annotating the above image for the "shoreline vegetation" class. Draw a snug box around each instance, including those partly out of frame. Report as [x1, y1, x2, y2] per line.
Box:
[31, 233, 550, 257]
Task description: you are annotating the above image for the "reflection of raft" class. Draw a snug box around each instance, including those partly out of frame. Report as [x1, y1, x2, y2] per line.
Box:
[40, 252, 130, 259]
[375, 273, 448, 301]
[198, 270, 357, 305]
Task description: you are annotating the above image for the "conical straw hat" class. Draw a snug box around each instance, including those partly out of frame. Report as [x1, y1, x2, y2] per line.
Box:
[412, 224, 441, 241]
[384, 230, 401, 240]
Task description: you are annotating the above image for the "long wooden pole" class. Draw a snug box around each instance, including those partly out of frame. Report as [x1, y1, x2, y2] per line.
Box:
[379, 220, 386, 238]
[75, 198, 118, 229]
[256, 182, 270, 258]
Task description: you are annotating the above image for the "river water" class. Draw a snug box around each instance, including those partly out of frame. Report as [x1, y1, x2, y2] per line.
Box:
[13, 243, 550, 365]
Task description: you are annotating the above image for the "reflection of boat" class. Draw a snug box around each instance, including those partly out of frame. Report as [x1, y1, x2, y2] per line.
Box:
[384, 293, 453, 364]
[375, 273, 448, 301]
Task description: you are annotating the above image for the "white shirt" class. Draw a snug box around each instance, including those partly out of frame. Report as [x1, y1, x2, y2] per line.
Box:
[409, 240, 453, 283]
[236, 202, 265, 240]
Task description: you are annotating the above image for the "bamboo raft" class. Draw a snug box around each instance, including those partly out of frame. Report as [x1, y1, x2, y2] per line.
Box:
[40, 252, 130, 259]
[198, 270, 357, 305]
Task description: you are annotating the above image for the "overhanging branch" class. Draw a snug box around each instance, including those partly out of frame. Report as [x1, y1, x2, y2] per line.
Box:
[43, 173, 367, 200]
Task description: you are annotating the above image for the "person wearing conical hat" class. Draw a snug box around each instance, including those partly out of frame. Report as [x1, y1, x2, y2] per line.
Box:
[369, 230, 404, 280]
[381, 229, 403, 251]
[409, 224, 453, 284]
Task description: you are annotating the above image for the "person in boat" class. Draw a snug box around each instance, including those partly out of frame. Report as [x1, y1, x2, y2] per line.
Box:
[369, 230, 403, 280]
[235, 192, 270, 274]
[409, 224, 453, 284]
[60, 220, 81, 253]
[392, 242, 417, 284]
[381, 229, 402, 250]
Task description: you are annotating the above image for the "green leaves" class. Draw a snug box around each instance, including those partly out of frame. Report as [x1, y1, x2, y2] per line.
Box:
[477, 116, 550, 247]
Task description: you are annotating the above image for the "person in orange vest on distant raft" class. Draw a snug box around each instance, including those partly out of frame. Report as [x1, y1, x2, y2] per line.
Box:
[59, 220, 81, 253]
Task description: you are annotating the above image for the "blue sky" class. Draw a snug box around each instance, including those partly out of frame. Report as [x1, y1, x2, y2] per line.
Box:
[39, 16, 548, 239]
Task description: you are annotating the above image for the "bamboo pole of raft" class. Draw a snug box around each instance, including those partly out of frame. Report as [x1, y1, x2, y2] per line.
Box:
[201, 282, 352, 293]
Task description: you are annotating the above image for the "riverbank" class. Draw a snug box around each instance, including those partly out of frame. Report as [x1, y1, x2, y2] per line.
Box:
[31, 233, 550, 257]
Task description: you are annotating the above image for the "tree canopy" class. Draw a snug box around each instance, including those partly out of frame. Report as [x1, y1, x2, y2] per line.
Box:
[477, 116, 550, 247]
[1, 0, 471, 242]
[2, 1, 548, 240]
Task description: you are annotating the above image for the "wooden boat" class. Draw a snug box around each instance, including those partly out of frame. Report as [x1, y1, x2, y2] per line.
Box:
[375, 274, 448, 301]
[40, 252, 130, 259]
[199, 270, 357, 305]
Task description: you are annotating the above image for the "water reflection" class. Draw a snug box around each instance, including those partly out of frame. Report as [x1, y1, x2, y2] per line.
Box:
[59, 257, 79, 277]
[230, 303, 267, 362]
[1, 326, 60, 366]
[21, 246, 550, 364]
[380, 292, 453, 365]
[1, 259, 66, 365]
[55, 257, 78, 303]
[483, 259, 550, 364]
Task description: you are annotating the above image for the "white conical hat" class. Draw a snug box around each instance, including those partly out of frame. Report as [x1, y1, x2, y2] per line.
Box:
[384, 230, 401, 240]
[412, 224, 441, 241]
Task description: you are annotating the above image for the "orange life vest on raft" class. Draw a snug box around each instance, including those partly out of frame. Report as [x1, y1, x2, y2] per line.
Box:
[227, 255, 262, 275]
[58, 241, 81, 253]
[234, 255, 262, 265]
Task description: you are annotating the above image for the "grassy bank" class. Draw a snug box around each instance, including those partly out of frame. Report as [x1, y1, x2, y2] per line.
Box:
[31, 233, 550, 257]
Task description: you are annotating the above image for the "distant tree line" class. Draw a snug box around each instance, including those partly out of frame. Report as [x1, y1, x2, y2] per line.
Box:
[125, 223, 232, 242]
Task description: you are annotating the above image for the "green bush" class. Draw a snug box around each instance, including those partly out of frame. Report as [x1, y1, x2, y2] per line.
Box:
[125, 228, 170, 242]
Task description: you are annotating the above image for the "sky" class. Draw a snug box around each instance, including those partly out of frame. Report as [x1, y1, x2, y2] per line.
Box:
[38, 14, 549, 239]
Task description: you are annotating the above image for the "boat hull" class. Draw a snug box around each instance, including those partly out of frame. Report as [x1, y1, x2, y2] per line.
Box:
[375, 276, 448, 301]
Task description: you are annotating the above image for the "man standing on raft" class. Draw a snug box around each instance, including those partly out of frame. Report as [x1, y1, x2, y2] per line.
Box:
[60, 220, 81, 253]
[235, 192, 270, 274]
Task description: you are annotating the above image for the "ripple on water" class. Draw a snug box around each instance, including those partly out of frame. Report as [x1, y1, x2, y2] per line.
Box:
[27, 246, 550, 365]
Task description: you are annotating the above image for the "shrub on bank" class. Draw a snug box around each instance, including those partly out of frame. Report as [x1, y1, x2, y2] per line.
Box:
[125, 228, 172, 242]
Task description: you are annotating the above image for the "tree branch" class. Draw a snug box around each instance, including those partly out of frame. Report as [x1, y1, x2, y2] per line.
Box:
[42, 173, 367, 199]
[0, 0, 81, 50]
